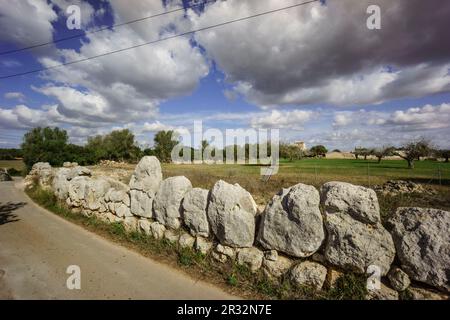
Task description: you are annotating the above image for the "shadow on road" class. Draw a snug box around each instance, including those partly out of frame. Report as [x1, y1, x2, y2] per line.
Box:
[0, 202, 26, 225]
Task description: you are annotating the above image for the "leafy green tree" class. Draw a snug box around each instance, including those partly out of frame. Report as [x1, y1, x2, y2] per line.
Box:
[153, 130, 178, 163]
[86, 129, 141, 162]
[280, 143, 304, 162]
[309, 145, 328, 157]
[22, 127, 68, 170]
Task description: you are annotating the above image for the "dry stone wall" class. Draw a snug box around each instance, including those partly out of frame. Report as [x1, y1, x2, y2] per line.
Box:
[26, 157, 450, 299]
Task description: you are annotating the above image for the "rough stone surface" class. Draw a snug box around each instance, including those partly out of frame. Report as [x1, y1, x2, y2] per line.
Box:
[264, 250, 278, 262]
[178, 233, 195, 249]
[123, 217, 139, 232]
[213, 244, 236, 262]
[195, 236, 213, 254]
[388, 267, 411, 292]
[321, 181, 380, 225]
[129, 156, 163, 192]
[321, 182, 395, 276]
[312, 253, 327, 264]
[374, 180, 434, 196]
[83, 178, 112, 212]
[130, 190, 154, 218]
[212, 251, 228, 263]
[387, 207, 450, 293]
[367, 283, 399, 300]
[236, 247, 264, 272]
[257, 184, 324, 258]
[289, 261, 327, 290]
[262, 255, 293, 279]
[164, 229, 179, 243]
[208, 180, 257, 248]
[408, 286, 450, 300]
[138, 219, 152, 236]
[63, 162, 78, 168]
[323, 212, 395, 276]
[67, 176, 90, 207]
[26, 162, 53, 188]
[129, 156, 162, 218]
[149, 222, 166, 239]
[153, 176, 192, 229]
[182, 188, 210, 237]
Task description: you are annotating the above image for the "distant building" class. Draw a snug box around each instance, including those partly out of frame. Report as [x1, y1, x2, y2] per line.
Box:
[293, 141, 307, 151]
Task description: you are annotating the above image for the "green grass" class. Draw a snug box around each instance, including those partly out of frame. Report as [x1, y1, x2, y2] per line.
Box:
[325, 273, 368, 300]
[25, 183, 375, 300]
[159, 159, 450, 213]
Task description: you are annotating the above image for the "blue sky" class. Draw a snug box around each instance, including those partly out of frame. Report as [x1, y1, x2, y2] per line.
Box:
[1, 0, 450, 150]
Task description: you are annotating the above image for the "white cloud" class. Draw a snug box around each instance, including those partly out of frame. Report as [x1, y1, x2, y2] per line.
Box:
[250, 109, 316, 130]
[4, 92, 26, 102]
[0, 0, 57, 47]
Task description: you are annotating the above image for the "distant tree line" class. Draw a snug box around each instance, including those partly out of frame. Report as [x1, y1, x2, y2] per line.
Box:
[0, 148, 23, 160]
[14, 127, 450, 171]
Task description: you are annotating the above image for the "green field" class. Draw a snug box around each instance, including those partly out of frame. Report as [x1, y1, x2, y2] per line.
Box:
[161, 159, 450, 204]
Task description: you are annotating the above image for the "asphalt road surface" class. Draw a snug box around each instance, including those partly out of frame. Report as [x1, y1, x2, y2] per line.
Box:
[0, 178, 236, 299]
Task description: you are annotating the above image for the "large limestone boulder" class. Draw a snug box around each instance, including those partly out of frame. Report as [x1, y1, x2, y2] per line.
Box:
[25, 162, 54, 188]
[207, 180, 257, 248]
[153, 176, 192, 229]
[67, 176, 91, 207]
[288, 261, 327, 290]
[257, 184, 324, 258]
[182, 188, 210, 237]
[321, 182, 395, 276]
[53, 166, 91, 200]
[387, 207, 450, 293]
[321, 181, 380, 224]
[129, 156, 162, 218]
[83, 177, 120, 213]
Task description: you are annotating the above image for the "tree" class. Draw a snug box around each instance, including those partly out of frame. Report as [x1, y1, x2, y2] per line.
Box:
[153, 130, 178, 163]
[372, 146, 395, 163]
[280, 143, 304, 162]
[104, 129, 140, 161]
[437, 149, 450, 163]
[309, 145, 328, 157]
[21, 127, 68, 170]
[86, 129, 141, 162]
[396, 138, 433, 169]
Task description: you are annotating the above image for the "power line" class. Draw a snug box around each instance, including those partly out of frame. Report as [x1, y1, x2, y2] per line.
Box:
[0, 0, 319, 80]
[0, 0, 217, 56]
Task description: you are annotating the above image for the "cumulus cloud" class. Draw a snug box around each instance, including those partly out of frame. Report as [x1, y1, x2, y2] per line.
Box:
[2, 0, 208, 127]
[250, 109, 316, 130]
[190, 0, 450, 107]
[0, 0, 57, 47]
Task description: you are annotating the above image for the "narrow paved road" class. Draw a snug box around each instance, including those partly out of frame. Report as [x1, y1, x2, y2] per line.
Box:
[0, 179, 236, 299]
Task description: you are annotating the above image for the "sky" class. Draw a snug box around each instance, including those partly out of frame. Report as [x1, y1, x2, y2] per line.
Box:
[0, 0, 450, 151]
